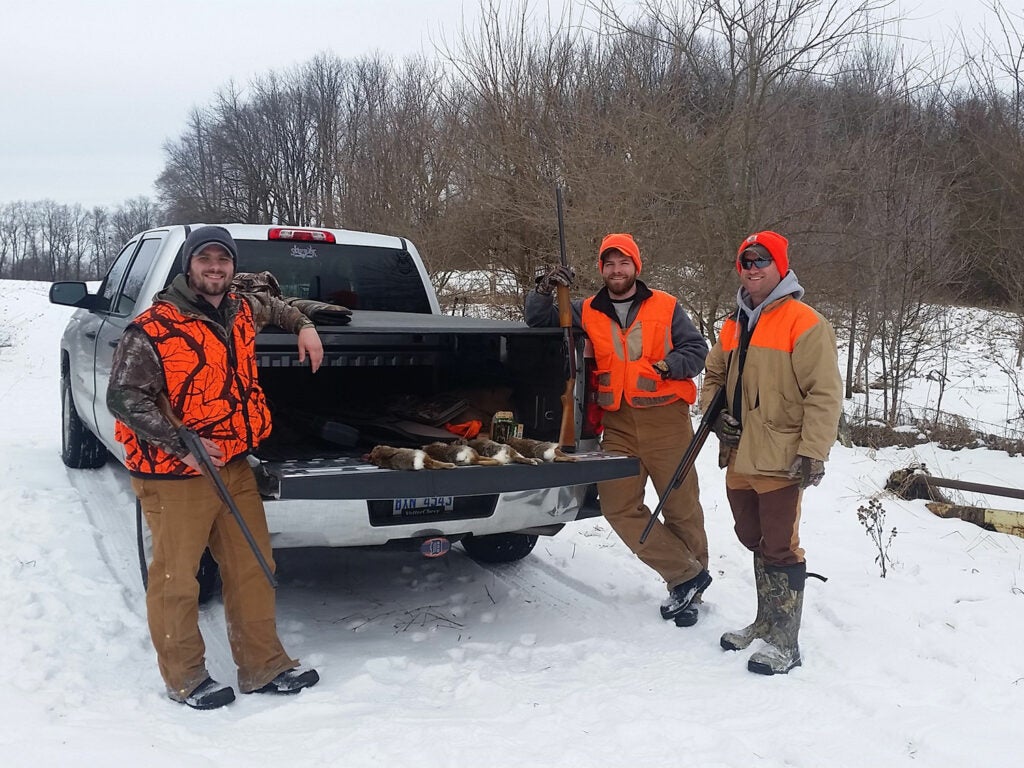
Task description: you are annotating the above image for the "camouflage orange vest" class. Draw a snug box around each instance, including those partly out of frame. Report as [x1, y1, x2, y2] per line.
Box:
[114, 297, 272, 476]
[581, 289, 697, 411]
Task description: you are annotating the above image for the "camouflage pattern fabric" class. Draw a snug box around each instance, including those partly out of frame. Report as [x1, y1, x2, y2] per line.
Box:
[284, 298, 352, 325]
[747, 562, 805, 675]
[720, 553, 770, 651]
[113, 298, 271, 476]
[108, 274, 314, 469]
[231, 271, 283, 297]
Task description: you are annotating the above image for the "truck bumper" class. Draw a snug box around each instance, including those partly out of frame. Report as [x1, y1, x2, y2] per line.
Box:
[260, 452, 637, 548]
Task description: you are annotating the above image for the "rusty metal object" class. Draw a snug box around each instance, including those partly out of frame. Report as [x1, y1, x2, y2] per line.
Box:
[915, 475, 1024, 501]
[887, 464, 1024, 540]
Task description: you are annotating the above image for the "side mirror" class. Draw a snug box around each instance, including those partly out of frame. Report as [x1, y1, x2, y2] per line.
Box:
[49, 282, 100, 310]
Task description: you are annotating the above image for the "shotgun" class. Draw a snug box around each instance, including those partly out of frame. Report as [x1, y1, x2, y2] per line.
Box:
[555, 185, 577, 452]
[156, 393, 278, 588]
[638, 387, 727, 544]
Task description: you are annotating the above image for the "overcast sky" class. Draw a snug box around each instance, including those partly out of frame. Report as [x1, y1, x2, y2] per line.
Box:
[0, 0, 998, 209]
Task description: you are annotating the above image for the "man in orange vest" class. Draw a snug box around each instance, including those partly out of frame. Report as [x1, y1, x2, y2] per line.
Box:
[527, 233, 712, 626]
[702, 230, 842, 675]
[107, 226, 324, 709]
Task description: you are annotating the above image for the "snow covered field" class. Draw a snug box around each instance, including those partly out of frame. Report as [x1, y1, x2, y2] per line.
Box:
[2, 279, 1021, 767]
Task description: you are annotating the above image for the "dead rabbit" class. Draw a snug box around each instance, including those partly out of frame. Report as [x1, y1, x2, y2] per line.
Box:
[505, 436, 576, 462]
[465, 437, 541, 466]
[366, 444, 456, 470]
[422, 441, 502, 466]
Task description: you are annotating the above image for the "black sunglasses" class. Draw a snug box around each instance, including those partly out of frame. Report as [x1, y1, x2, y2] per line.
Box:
[739, 253, 774, 270]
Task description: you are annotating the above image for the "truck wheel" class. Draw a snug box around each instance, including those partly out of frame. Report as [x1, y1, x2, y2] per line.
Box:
[136, 499, 221, 603]
[61, 367, 106, 469]
[462, 532, 539, 564]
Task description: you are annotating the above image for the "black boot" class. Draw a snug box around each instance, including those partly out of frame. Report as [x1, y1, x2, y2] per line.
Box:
[660, 569, 712, 621]
[248, 666, 320, 695]
[748, 562, 805, 675]
[175, 677, 236, 710]
[721, 553, 769, 651]
[673, 603, 699, 627]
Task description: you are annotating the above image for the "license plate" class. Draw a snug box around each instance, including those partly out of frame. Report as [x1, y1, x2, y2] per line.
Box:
[392, 496, 455, 516]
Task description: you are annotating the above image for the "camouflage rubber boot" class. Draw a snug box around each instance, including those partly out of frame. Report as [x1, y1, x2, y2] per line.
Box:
[720, 553, 769, 651]
[747, 562, 805, 675]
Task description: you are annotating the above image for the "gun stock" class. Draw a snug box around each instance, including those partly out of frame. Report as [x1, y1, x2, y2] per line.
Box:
[558, 369, 577, 450]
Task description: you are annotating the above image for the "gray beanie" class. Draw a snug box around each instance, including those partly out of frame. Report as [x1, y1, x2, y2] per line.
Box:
[182, 226, 238, 273]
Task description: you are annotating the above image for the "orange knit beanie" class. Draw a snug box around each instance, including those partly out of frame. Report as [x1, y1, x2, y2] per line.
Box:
[736, 231, 789, 275]
[598, 233, 642, 274]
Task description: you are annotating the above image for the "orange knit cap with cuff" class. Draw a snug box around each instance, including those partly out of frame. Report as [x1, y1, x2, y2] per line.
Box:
[737, 230, 789, 276]
[598, 233, 642, 274]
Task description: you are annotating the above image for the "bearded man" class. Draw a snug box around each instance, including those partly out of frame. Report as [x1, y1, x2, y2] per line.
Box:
[526, 233, 712, 626]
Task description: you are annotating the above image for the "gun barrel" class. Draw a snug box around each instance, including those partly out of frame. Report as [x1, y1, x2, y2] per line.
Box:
[177, 427, 278, 589]
[638, 389, 726, 544]
[555, 185, 577, 452]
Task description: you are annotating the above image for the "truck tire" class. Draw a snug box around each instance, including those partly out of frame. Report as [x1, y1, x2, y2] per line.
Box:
[61, 366, 106, 469]
[462, 532, 539, 564]
[136, 499, 221, 603]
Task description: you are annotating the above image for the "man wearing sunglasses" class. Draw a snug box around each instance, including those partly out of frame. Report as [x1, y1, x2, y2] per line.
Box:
[701, 230, 841, 675]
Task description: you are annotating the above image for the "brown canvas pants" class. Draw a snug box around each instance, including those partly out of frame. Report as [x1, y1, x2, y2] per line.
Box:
[725, 456, 804, 567]
[131, 460, 297, 700]
[597, 400, 708, 590]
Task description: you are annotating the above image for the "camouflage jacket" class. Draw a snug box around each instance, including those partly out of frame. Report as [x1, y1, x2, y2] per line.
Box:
[106, 273, 314, 459]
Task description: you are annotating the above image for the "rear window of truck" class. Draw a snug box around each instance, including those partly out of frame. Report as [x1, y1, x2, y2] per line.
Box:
[171, 240, 432, 313]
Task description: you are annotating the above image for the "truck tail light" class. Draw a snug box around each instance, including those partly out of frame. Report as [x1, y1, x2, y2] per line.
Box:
[269, 227, 336, 243]
[581, 356, 604, 439]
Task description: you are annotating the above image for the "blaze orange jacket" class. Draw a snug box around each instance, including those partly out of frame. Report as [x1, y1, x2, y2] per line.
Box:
[581, 289, 697, 411]
[114, 298, 272, 477]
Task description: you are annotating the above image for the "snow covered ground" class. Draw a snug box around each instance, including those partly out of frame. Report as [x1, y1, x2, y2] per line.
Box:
[2, 279, 1021, 767]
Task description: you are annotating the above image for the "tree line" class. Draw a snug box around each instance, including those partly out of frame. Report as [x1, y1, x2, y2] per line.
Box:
[2, 0, 1023, 425]
[0, 197, 159, 282]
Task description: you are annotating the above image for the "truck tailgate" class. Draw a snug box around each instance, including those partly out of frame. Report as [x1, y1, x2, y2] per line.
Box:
[262, 451, 639, 500]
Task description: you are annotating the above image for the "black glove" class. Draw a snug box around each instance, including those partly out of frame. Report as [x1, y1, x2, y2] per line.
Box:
[789, 456, 825, 489]
[535, 265, 575, 295]
[652, 360, 671, 379]
[713, 412, 742, 448]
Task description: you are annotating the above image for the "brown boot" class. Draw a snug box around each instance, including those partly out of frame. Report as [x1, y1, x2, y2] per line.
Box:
[747, 562, 805, 675]
[720, 553, 769, 651]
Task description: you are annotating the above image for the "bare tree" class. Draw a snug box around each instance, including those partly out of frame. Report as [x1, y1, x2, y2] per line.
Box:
[956, 0, 1024, 365]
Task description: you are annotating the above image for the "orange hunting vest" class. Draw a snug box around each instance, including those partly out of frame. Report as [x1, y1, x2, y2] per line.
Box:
[114, 298, 272, 477]
[581, 290, 697, 411]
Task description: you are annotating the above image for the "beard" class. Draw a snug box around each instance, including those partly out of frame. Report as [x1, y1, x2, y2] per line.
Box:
[189, 270, 231, 300]
[603, 272, 637, 298]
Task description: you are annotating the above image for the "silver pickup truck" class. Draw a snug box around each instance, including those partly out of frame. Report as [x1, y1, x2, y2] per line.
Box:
[50, 223, 637, 592]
